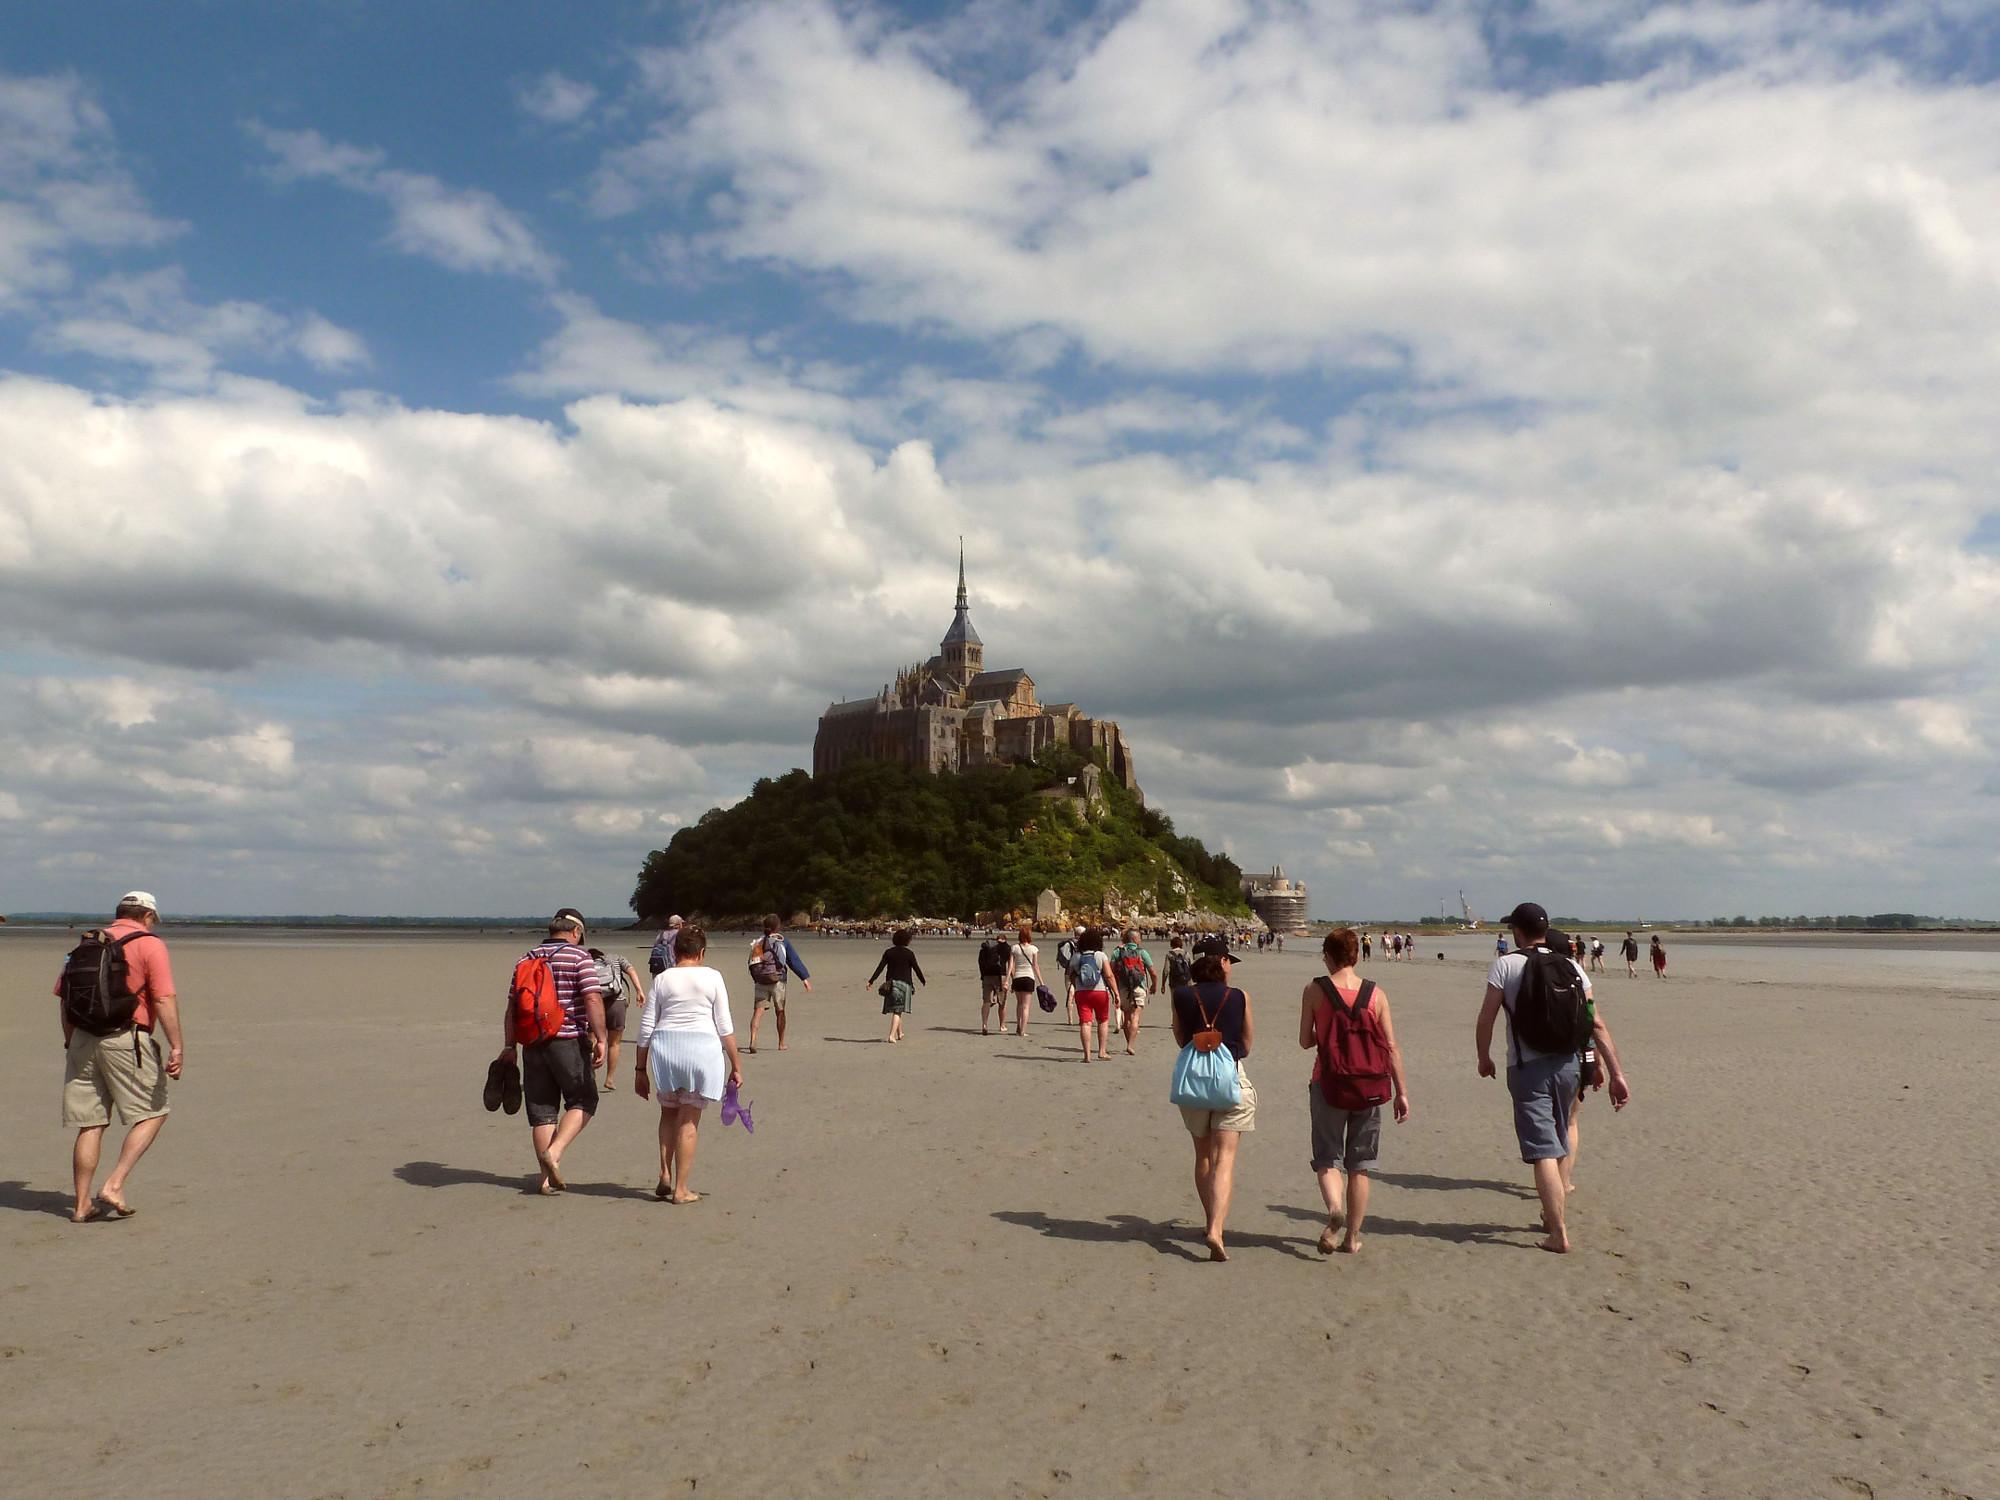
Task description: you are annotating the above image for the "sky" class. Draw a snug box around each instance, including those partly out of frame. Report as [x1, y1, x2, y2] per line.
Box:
[2, 0, 1998, 921]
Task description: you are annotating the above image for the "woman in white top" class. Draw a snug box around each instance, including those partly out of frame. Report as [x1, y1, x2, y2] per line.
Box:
[633, 925, 742, 1204]
[1004, 924, 1044, 1037]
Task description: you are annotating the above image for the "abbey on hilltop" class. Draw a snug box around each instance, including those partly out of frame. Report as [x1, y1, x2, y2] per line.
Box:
[813, 549, 1140, 794]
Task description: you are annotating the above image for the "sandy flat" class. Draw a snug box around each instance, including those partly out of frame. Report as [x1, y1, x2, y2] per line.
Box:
[2, 927, 1995, 1499]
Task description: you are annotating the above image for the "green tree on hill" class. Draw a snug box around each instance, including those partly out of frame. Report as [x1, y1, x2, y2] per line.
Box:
[630, 751, 1247, 923]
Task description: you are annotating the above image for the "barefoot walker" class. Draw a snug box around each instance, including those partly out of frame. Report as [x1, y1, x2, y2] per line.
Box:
[634, 925, 743, 1203]
[1170, 939, 1256, 1262]
[56, 891, 184, 1223]
[1299, 927, 1409, 1255]
[498, 909, 606, 1195]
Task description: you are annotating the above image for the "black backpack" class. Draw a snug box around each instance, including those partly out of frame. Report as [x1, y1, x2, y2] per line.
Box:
[1166, 949, 1193, 988]
[978, 939, 1009, 978]
[60, 930, 148, 1035]
[1511, 948, 1593, 1055]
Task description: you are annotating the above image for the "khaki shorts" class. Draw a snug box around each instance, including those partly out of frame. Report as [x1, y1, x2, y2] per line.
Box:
[63, 1028, 170, 1129]
[1180, 1068, 1256, 1137]
[753, 981, 786, 1012]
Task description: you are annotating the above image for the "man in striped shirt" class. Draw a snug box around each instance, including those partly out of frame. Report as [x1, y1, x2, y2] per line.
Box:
[501, 908, 605, 1194]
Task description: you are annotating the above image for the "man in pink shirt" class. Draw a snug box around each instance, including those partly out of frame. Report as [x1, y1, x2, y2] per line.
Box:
[55, 891, 185, 1223]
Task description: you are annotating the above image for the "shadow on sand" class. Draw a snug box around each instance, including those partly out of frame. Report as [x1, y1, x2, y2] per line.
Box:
[0, 1180, 89, 1219]
[1265, 1201, 1531, 1246]
[819, 1036, 892, 1045]
[1372, 1171, 1536, 1199]
[393, 1160, 658, 1201]
[993, 1209, 1319, 1262]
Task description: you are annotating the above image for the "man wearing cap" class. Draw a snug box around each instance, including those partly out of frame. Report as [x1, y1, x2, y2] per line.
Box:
[1475, 902, 1630, 1253]
[499, 908, 605, 1194]
[56, 892, 183, 1222]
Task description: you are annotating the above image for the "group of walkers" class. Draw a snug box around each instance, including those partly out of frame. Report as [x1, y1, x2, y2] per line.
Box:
[1363, 930, 1419, 961]
[50, 891, 1629, 1262]
[1165, 902, 1630, 1261]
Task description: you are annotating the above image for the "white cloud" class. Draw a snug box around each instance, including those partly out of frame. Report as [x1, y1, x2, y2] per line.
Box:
[0, 69, 178, 305]
[39, 268, 368, 386]
[250, 124, 559, 282]
[517, 71, 599, 126]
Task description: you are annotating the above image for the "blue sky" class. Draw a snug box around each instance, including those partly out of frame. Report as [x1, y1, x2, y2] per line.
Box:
[3, 0, 1999, 919]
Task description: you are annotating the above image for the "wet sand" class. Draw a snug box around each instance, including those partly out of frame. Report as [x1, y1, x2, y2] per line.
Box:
[2, 928, 1995, 1499]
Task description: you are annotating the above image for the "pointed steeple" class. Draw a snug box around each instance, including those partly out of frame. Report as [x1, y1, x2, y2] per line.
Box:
[942, 538, 981, 650]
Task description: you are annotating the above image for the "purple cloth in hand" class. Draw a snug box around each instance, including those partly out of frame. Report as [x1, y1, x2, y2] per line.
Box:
[722, 1080, 753, 1133]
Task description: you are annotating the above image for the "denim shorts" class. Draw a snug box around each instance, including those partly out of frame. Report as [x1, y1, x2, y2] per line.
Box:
[1506, 1053, 1580, 1163]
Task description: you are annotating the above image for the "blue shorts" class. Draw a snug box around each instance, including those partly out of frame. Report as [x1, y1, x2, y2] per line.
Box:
[1506, 1054, 1580, 1163]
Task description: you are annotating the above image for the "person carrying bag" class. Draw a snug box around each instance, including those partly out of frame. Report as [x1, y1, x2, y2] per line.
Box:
[1169, 942, 1257, 1261]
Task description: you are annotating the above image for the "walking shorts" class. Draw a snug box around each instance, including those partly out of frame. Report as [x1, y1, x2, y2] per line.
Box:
[62, 1027, 170, 1129]
[523, 1035, 598, 1127]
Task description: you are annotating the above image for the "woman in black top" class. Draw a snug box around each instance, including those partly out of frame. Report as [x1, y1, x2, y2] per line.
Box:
[1170, 945, 1256, 1261]
[867, 929, 927, 1043]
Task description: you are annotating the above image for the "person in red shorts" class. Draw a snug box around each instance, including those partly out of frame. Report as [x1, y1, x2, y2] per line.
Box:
[1067, 927, 1116, 1063]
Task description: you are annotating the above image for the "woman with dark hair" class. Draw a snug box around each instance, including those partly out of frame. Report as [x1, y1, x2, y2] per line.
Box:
[633, 924, 742, 1204]
[867, 929, 927, 1043]
[1170, 941, 1256, 1261]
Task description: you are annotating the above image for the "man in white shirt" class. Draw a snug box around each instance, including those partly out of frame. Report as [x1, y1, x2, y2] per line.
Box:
[1475, 902, 1629, 1253]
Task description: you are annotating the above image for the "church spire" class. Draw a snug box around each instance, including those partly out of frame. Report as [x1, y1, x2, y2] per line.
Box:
[940, 537, 982, 657]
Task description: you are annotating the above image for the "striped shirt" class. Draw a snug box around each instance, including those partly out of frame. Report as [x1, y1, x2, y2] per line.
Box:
[524, 940, 602, 1038]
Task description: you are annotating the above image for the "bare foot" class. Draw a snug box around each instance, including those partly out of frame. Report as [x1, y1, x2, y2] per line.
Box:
[538, 1153, 566, 1192]
[670, 1190, 703, 1205]
[1205, 1235, 1229, 1263]
[1124, 1048, 1136, 1056]
[745, 1045, 758, 1054]
[71, 1203, 101, 1224]
[1338, 1233, 1363, 1255]
[98, 1191, 136, 1218]
[1317, 1220, 1339, 1255]
[1537, 1234, 1571, 1253]
[777, 1044, 789, 1051]
[538, 1178, 560, 1196]
[654, 1179, 671, 1201]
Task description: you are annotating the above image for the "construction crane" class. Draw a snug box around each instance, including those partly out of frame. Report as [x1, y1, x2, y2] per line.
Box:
[1459, 890, 1480, 931]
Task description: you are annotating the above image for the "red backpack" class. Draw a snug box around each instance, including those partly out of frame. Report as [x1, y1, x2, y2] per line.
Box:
[506, 950, 567, 1046]
[1314, 977, 1392, 1110]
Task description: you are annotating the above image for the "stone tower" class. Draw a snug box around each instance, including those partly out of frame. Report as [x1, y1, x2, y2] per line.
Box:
[939, 540, 983, 686]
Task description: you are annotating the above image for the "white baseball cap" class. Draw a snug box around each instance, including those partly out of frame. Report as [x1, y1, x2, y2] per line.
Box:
[119, 890, 159, 914]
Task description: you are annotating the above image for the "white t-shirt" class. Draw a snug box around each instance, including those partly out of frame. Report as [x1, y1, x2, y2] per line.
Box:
[1486, 948, 1592, 1067]
[1009, 941, 1039, 981]
[637, 964, 735, 1048]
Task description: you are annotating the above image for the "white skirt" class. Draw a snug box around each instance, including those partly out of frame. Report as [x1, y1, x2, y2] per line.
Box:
[647, 1029, 726, 1103]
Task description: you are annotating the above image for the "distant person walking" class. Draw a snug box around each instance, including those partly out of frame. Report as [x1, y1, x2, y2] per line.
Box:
[633, 925, 742, 1203]
[1590, 936, 1606, 973]
[1164, 934, 1194, 992]
[649, 914, 685, 976]
[1495, 933, 1509, 958]
[1360, 931, 1372, 962]
[1006, 926, 1044, 1036]
[1067, 928, 1115, 1063]
[1299, 927, 1409, 1255]
[868, 929, 927, 1043]
[55, 891, 183, 1223]
[745, 914, 812, 1053]
[1110, 928, 1157, 1055]
[1650, 934, 1667, 977]
[499, 908, 606, 1195]
[587, 946, 644, 1091]
[1055, 926, 1083, 1023]
[1622, 931, 1640, 977]
[978, 930, 1012, 1034]
[1171, 938, 1257, 1261]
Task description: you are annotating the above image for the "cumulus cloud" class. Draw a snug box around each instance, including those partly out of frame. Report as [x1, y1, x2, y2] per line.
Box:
[0, 69, 178, 304]
[251, 124, 559, 281]
[39, 268, 368, 386]
[517, 71, 599, 126]
[5, 7, 2000, 918]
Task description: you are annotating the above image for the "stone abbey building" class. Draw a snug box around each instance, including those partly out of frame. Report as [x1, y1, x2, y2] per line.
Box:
[814, 553, 1139, 794]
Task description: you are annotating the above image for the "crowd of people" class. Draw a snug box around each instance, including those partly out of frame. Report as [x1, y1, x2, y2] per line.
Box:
[49, 892, 1633, 1260]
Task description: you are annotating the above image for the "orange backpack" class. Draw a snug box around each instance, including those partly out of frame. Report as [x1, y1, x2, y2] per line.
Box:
[506, 951, 566, 1046]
